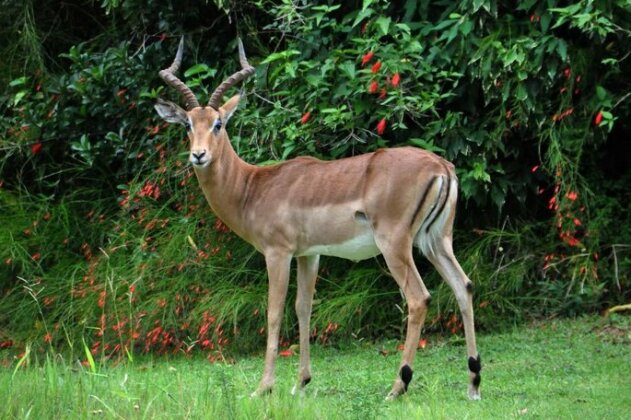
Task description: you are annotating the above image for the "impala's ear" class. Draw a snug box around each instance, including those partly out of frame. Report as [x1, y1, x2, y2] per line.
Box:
[220, 94, 241, 124]
[154, 98, 188, 125]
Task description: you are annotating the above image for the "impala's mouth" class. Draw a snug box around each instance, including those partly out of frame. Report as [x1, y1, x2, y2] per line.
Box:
[190, 149, 210, 167]
[190, 155, 210, 167]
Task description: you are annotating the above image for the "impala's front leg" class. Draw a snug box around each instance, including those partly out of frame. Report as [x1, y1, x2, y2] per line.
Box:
[292, 255, 319, 395]
[253, 250, 292, 396]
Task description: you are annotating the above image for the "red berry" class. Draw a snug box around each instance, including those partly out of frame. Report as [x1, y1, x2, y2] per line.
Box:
[368, 80, 378, 94]
[361, 51, 374, 66]
[391, 72, 400, 87]
[376, 118, 387, 135]
[31, 143, 43, 154]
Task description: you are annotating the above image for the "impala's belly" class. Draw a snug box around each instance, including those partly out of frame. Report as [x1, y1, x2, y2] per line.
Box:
[296, 217, 381, 261]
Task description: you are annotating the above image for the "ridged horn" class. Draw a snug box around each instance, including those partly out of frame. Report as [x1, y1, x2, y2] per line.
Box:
[208, 38, 256, 110]
[159, 37, 200, 109]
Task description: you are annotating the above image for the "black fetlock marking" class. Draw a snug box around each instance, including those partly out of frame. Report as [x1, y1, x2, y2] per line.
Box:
[425, 295, 432, 305]
[468, 355, 482, 389]
[466, 282, 474, 293]
[301, 377, 311, 387]
[468, 355, 481, 374]
[473, 373, 481, 387]
[400, 365, 413, 392]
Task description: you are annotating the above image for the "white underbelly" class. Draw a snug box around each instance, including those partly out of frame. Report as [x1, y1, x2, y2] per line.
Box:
[298, 229, 381, 261]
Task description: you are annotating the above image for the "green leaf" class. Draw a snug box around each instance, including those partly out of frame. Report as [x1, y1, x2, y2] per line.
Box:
[261, 50, 301, 64]
[409, 138, 446, 153]
[361, 0, 374, 12]
[338, 61, 356, 79]
[470, 160, 491, 183]
[460, 20, 473, 35]
[516, 83, 528, 101]
[541, 12, 552, 33]
[82, 338, 97, 374]
[595, 85, 608, 100]
[556, 40, 567, 61]
[491, 186, 506, 209]
[13, 91, 27, 105]
[433, 19, 456, 31]
[9, 77, 28, 87]
[184, 64, 213, 77]
[375, 16, 391, 36]
[352, 8, 374, 27]
[472, 0, 486, 13]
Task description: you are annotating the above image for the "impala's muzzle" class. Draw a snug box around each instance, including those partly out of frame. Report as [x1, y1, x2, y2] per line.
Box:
[190, 149, 210, 167]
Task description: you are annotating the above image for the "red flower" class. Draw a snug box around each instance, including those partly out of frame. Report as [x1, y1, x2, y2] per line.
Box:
[594, 111, 603, 126]
[279, 349, 293, 357]
[418, 338, 428, 349]
[379, 88, 387, 99]
[300, 111, 311, 124]
[368, 80, 378, 94]
[31, 143, 43, 154]
[371, 60, 382, 74]
[44, 333, 53, 344]
[566, 191, 578, 201]
[563, 67, 571, 79]
[391, 72, 401, 87]
[31, 252, 41, 262]
[376, 118, 387, 135]
[98, 291, 106, 308]
[361, 51, 374, 66]
[531, 165, 539, 173]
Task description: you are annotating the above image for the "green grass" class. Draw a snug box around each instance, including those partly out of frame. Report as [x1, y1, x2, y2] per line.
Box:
[1, 315, 630, 419]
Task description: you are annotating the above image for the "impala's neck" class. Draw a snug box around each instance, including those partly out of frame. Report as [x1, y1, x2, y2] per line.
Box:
[193, 134, 255, 241]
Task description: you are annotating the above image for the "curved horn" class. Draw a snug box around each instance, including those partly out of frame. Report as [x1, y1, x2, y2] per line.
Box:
[159, 37, 200, 109]
[208, 38, 256, 110]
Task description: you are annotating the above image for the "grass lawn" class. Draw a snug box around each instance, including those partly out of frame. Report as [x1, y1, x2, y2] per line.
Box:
[1, 315, 630, 419]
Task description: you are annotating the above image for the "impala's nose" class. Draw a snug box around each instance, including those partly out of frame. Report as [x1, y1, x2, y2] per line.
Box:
[190, 150, 209, 167]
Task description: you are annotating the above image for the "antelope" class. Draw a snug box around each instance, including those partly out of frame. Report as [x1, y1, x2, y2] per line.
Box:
[154, 38, 482, 400]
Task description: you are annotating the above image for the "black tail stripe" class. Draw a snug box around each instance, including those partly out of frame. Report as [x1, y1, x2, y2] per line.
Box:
[425, 172, 451, 233]
[409, 176, 437, 228]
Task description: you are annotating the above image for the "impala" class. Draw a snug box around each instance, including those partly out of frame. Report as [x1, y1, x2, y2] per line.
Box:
[154, 38, 482, 400]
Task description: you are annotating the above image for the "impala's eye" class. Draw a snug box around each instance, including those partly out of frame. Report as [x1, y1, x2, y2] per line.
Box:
[184, 121, 192, 131]
[213, 119, 222, 132]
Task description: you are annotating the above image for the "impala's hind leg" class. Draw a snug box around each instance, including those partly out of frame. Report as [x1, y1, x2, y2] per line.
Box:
[376, 235, 431, 400]
[292, 255, 319, 395]
[426, 238, 481, 400]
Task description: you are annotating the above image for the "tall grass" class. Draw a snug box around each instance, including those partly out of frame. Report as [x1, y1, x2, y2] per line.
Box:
[1, 170, 546, 362]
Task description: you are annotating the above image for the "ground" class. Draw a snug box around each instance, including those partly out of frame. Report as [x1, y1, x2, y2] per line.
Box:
[1, 315, 630, 419]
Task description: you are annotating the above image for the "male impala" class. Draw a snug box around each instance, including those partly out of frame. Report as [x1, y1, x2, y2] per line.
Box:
[154, 38, 482, 400]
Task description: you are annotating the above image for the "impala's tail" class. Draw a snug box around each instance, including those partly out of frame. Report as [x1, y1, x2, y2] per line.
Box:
[413, 171, 458, 257]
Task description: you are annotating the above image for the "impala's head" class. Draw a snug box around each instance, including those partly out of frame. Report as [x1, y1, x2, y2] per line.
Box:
[154, 38, 255, 168]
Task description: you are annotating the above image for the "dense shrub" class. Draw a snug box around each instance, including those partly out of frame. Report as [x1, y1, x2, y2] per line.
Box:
[1, 0, 630, 361]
